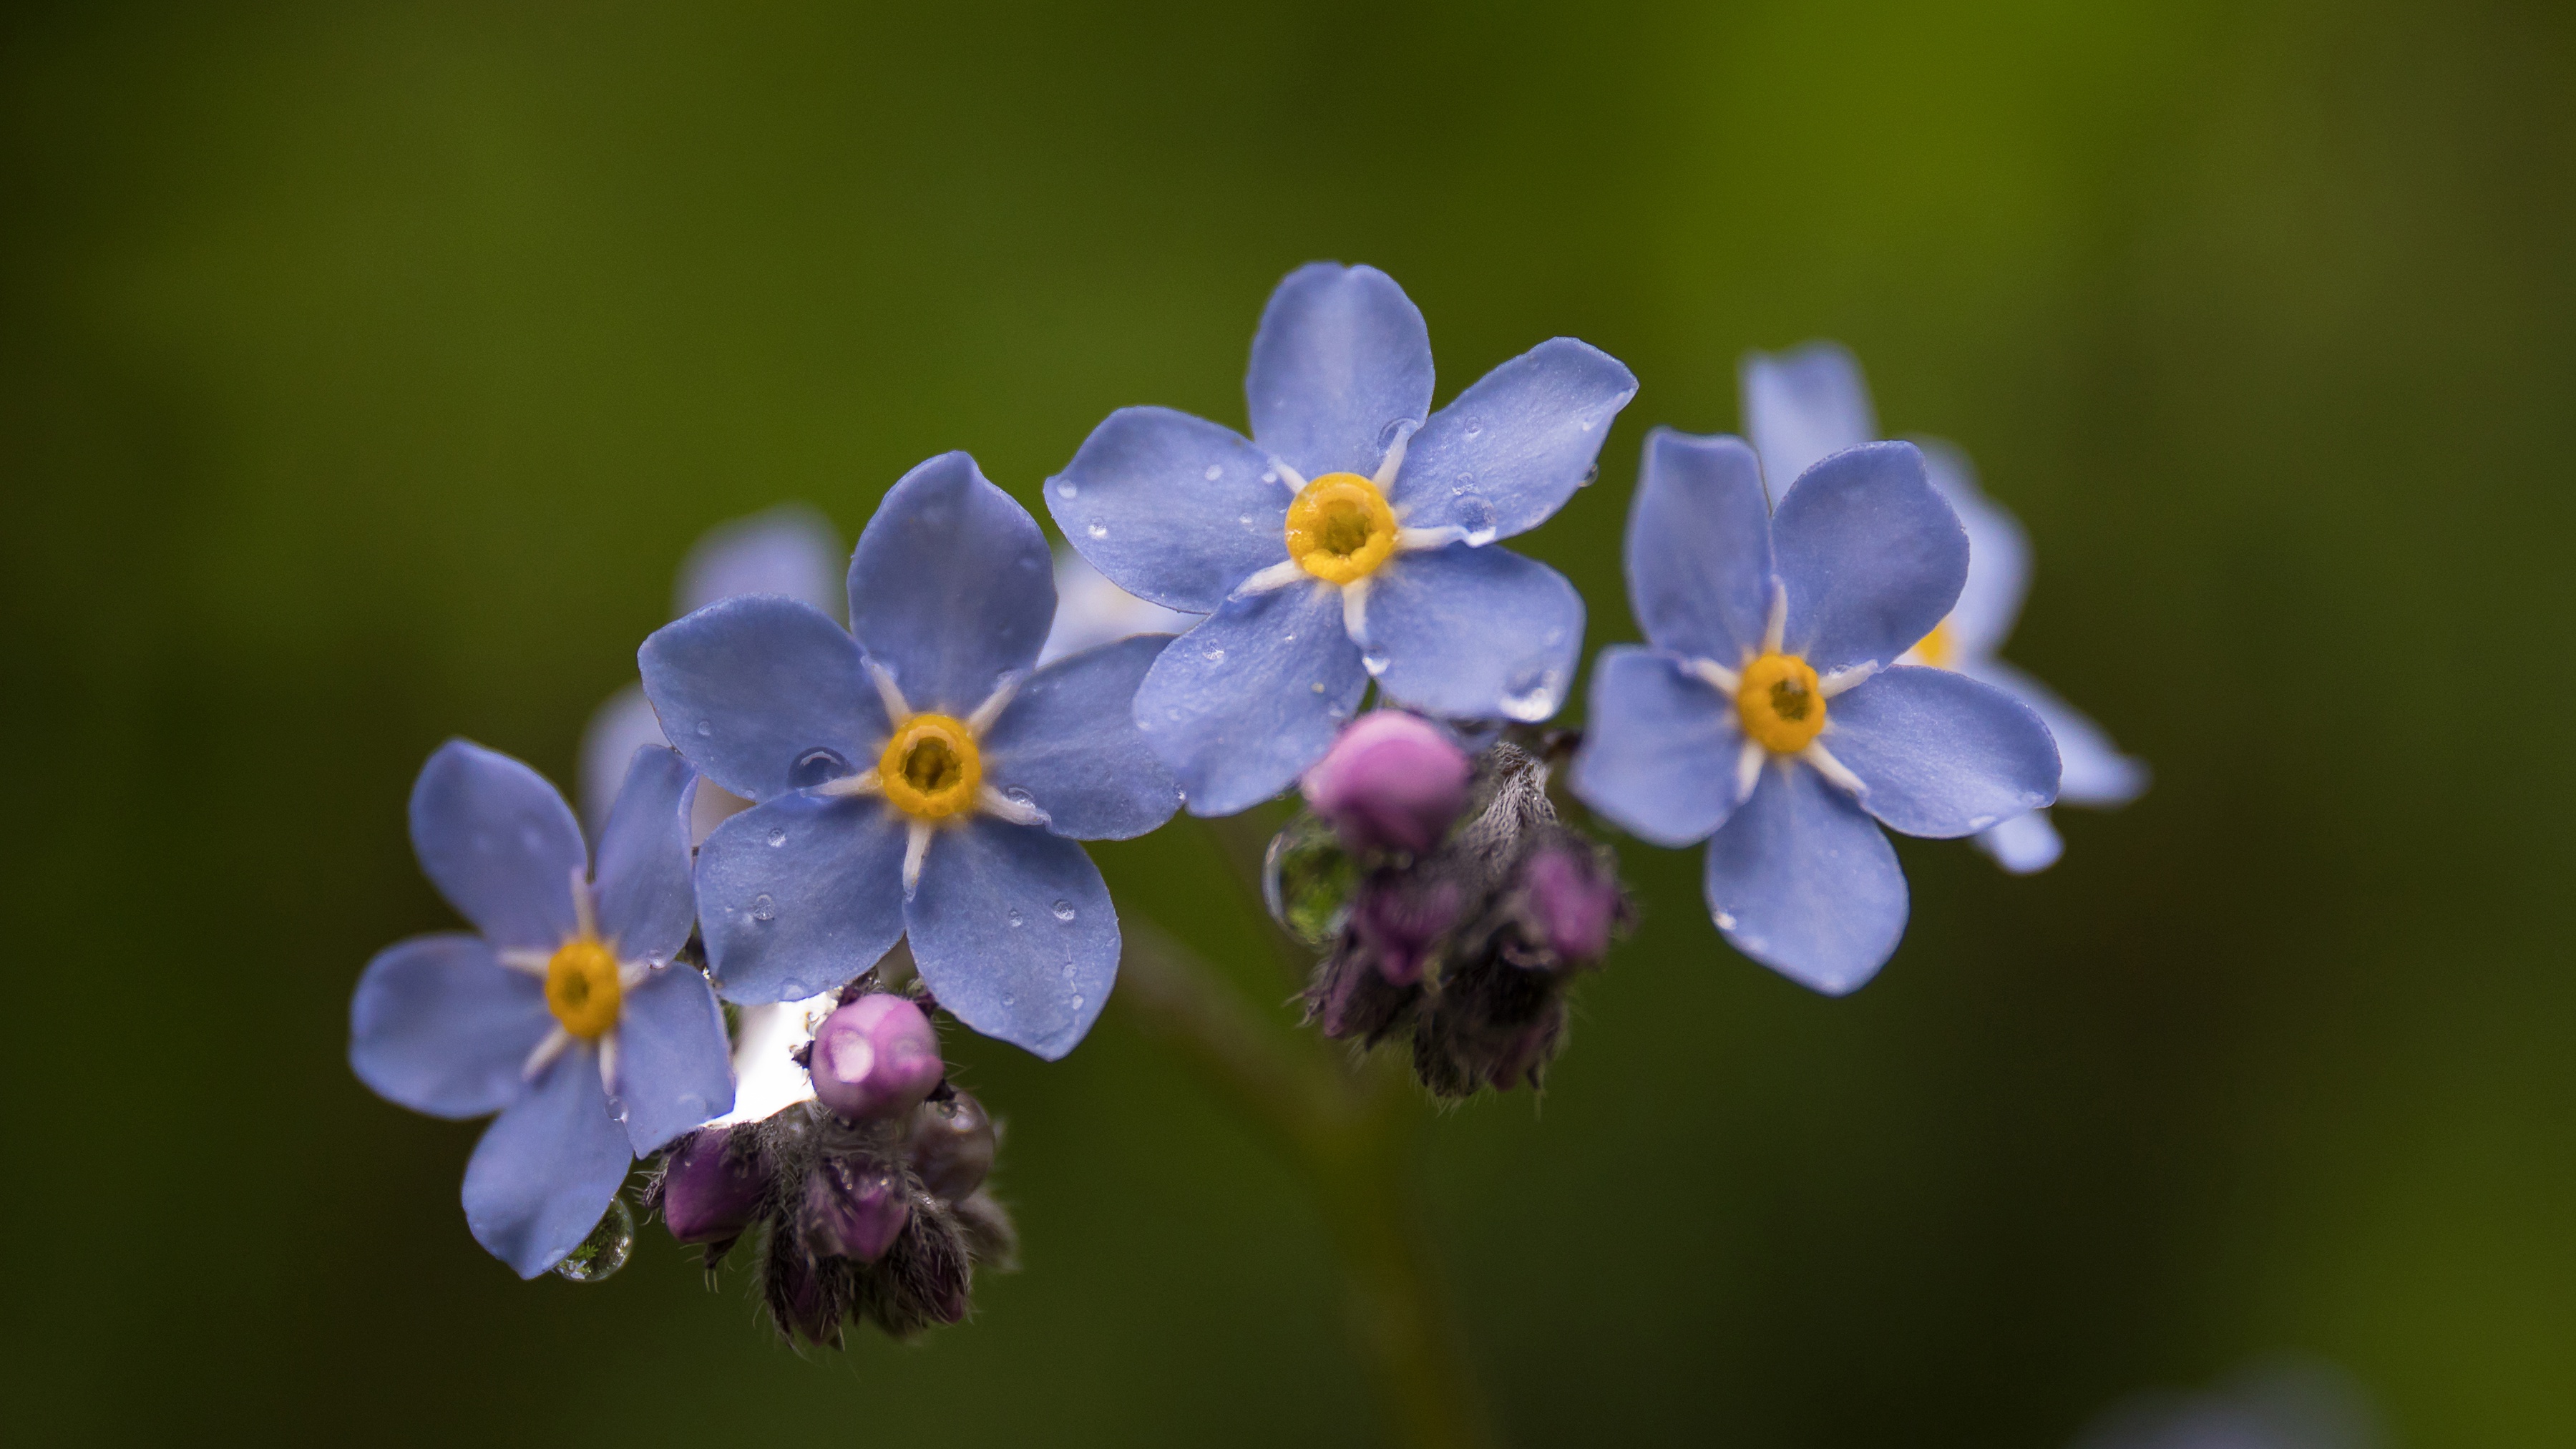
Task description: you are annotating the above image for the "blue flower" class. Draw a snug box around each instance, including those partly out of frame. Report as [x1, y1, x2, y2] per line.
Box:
[1048, 263, 1637, 816]
[1742, 342, 2147, 872]
[580, 504, 844, 836]
[1568, 430, 2062, 993]
[348, 741, 735, 1277]
[638, 452, 1181, 1060]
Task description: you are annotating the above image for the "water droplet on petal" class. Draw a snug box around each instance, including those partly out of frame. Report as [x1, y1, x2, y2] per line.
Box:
[1086, 523, 1108, 540]
[1070, 994, 1085, 1011]
[1361, 651, 1390, 676]
[1050, 899, 1077, 922]
[1007, 907, 1023, 928]
[789, 747, 852, 789]
[1310, 680, 1326, 694]
[1201, 646, 1226, 665]
[1055, 479, 1078, 499]
[751, 893, 776, 922]
[1002, 992, 1017, 1008]
[1204, 464, 1224, 482]
[1003, 785, 1035, 807]
[1579, 463, 1599, 486]
[694, 719, 713, 737]
[1462, 416, 1484, 439]
[1713, 911, 1738, 931]
[552, 1197, 635, 1282]
[766, 827, 788, 848]
[1260, 468, 1279, 484]
[1499, 663, 1563, 722]
[1456, 494, 1497, 546]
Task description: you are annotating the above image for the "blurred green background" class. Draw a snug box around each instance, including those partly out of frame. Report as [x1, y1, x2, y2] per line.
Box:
[5, 0, 2572, 1443]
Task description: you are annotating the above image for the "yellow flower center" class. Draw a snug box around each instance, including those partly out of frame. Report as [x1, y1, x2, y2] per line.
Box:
[1737, 652, 1827, 753]
[545, 937, 623, 1040]
[879, 714, 982, 821]
[1907, 617, 1956, 670]
[1284, 472, 1399, 585]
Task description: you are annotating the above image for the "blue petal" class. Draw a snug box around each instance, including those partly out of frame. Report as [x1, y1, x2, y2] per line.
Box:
[1740, 341, 1874, 497]
[1567, 646, 1747, 847]
[640, 595, 884, 803]
[578, 684, 666, 839]
[462, 1047, 633, 1278]
[982, 634, 1182, 840]
[609, 965, 735, 1153]
[1047, 408, 1289, 613]
[907, 818, 1117, 1060]
[1246, 263, 1434, 481]
[1133, 582, 1368, 817]
[1391, 338, 1636, 540]
[1702, 762, 1908, 995]
[1915, 439, 2029, 659]
[1623, 429, 1776, 666]
[348, 933, 550, 1119]
[674, 504, 844, 619]
[409, 740, 586, 952]
[1819, 665, 2059, 837]
[1975, 810, 2063, 874]
[1361, 544, 1583, 723]
[695, 794, 908, 1003]
[1966, 658, 2148, 807]
[591, 746, 698, 965]
[1772, 441, 1966, 675]
[850, 451, 1054, 716]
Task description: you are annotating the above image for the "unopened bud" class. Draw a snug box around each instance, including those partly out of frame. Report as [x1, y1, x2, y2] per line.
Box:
[1300, 711, 1472, 855]
[810, 993, 945, 1122]
[908, 1091, 997, 1202]
[803, 1156, 910, 1262]
[1351, 874, 1462, 986]
[660, 1128, 769, 1244]
[1519, 844, 1619, 962]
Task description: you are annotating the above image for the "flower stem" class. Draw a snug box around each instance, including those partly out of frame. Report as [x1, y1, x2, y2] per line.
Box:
[1116, 916, 1497, 1449]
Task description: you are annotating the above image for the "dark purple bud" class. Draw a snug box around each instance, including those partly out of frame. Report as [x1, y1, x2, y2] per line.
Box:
[660, 1128, 769, 1244]
[908, 1091, 997, 1202]
[803, 1156, 910, 1263]
[1351, 874, 1462, 986]
[809, 993, 945, 1122]
[763, 1234, 842, 1346]
[1300, 711, 1472, 854]
[1519, 844, 1619, 962]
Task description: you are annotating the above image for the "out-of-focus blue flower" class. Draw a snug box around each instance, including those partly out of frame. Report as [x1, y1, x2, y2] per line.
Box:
[640, 452, 1180, 1060]
[2070, 1360, 2381, 1449]
[1569, 430, 2061, 993]
[348, 741, 735, 1277]
[1050, 263, 1637, 816]
[582, 504, 843, 840]
[1742, 343, 2147, 872]
[1040, 547, 1201, 665]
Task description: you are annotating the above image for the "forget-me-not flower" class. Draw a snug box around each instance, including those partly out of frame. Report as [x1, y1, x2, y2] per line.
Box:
[581, 504, 843, 839]
[1570, 430, 2062, 993]
[349, 741, 735, 1276]
[1049, 263, 1637, 816]
[1743, 343, 2147, 872]
[639, 452, 1181, 1060]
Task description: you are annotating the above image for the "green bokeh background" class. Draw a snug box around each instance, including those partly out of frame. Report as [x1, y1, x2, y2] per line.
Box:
[6, 1, 2572, 1443]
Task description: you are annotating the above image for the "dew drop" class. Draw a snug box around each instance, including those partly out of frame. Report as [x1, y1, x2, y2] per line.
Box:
[1455, 494, 1498, 546]
[1377, 418, 1410, 449]
[766, 827, 788, 848]
[1086, 523, 1108, 540]
[1361, 651, 1390, 676]
[551, 1197, 635, 1283]
[1499, 663, 1562, 722]
[1462, 416, 1484, 439]
[1002, 785, 1035, 808]
[1579, 464, 1599, 487]
[1055, 479, 1078, 499]
[1070, 994, 1085, 1011]
[788, 747, 852, 789]
[1260, 468, 1279, 484]
[1201, 646, 1226, 665]
[1204, 464, 1224, 481]
[1714, 910, 1738, 931]
[751, 893, 776, 923]
[1002, 992, 1017, 1008]
[1310, 680, 1327, 693]
[1236, 513, 1255, 527]
[1050, 899, 1077, 922]
[1007, 907, 1024, 928]
[694, 719, 713, 737]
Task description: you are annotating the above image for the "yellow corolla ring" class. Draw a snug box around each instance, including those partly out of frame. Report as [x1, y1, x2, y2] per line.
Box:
[879, 713, 982, 821]
[545, 938, 623, 1040]
[1736, 652, 1827, 753]
[1284, 472, 1399, 585]
[1908, 617, 1956, 670]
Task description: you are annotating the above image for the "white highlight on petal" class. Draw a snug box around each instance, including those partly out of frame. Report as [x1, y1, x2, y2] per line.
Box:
[1340, 576, 1371, 643]
[1818, 661, 1878, 698]
[977, 783, 1051, 827]
[1687, 657, 1742, 695]
[865, 658, 912, 723]
[1231, 559, 1309, 599]
[1735, 739, 1767, 801]
[707, 990, 839, 1127]
[902, 821, 935, 897]
[967, 671, 1023, 735]
[568, 866, 598, 944]
[596, 1032, 620, 1098]
[1801, 741, 1867, 797]
[1762, 580, 1789, 656]
[1372, 422, 1415, 491]
[497, 947, 552, 977]
[1395, 525, 1468, 552]
[522, 1026, 572, 1082]
[815, 768, 884, 800]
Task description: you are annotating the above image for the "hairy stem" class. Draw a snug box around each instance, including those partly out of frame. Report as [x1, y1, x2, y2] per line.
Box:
[1117, 917, 1496, 1449]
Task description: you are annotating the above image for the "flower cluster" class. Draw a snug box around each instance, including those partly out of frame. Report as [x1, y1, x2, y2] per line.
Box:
[348, 261, 2137, 1337]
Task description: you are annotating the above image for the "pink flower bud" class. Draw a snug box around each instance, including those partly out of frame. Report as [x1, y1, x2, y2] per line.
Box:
[803, 1156, 909, 1263]
[660, 1127, 769, 1244]
[1519, 845, 1619, 962]
[1299, 711, 1472, 854]
[809, 994, 945, 1122]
